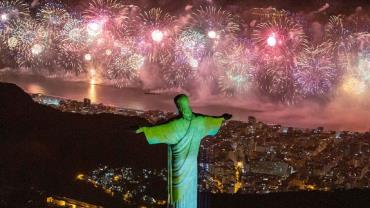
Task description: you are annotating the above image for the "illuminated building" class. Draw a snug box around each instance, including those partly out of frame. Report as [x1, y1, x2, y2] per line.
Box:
[46, 196, 102, 208]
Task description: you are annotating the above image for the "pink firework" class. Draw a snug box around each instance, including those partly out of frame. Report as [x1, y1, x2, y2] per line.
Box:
[252, 16, 307, 61]
[294, 43, 340, 99]
[83, 0, 129, 38]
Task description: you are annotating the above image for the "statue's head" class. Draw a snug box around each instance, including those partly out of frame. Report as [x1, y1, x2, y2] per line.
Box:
[174, 94, 193, 120]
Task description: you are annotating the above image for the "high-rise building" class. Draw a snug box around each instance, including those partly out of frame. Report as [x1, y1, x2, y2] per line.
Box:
[83, 98, 91, 107]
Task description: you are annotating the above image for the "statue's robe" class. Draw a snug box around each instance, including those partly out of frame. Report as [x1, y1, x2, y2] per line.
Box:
[141, 114, 224, 208]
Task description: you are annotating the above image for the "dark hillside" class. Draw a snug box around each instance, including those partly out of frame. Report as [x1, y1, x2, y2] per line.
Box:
[0, 82, 167, 206]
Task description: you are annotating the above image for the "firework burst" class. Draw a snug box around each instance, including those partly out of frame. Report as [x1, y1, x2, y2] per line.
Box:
[37, 1, 70, 28]
[136, 8, 175, 61]
[57, 17, 87, 74]
[175, 29, 208, 69]
[218, 67, 253, 97]
[20, 36, 66, 73]
[356, 54, 370, 82]
[2, 2, 370, 104]
[55, 48, 85, 75]
[191, 6, 240, 39]
[105, 44, 145, 87]
[85, 30, 116, 62]
[353, 33, 370, 53]
[294, 43, 339, 98]
[346, 52, 370, 94]
[139, 8, 174, 30]
[60, 18, 87, 52]
[325, 15, 354, 53]
[256, 61, 297, 103]
[161, 54, 197, 88]
[83, 0, 129, 38]
[214, 42, 255, 96]
[341, 76, 367, 95]
[5, 19, 63, 72]
[249, 8, 288, 20]
[0, 0, 30, 23]
[0, 0, 30, 41]
[347, 12, 370, 33]
[252, 16, 307, 61]
[5, 19, 41, 52]
[17, 42, 55, 72]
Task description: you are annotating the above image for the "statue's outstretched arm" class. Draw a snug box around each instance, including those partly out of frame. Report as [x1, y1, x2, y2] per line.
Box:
[136, 119, 181, 145]
[221, 113, 232, 120]
[200, 113, 232, 137]
[196, 113, 232, 120]
[136, 127, 145, 134]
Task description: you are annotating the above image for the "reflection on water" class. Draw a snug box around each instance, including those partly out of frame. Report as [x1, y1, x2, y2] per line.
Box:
[2, 72, 370, 132]
[0, 72, 176, 112]
[88, 83, 96, 103]
[25, 83, 46, 95]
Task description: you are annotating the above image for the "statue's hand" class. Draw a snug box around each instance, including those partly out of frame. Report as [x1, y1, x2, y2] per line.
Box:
[136, 127, 145, 134]
[222, 113, 232, 120]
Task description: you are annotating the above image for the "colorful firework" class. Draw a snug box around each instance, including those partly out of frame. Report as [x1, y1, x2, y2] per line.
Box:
[347, 52, 370, 93]
[256, 61, 297, 103]
[191, 6, 240, 39]
[214, 42, 255, 96]
[2, 2, 370, 104]
[55, 17, 86, 74]
[252, 16, 307, 61]
[353, 32, 370, 53]
[136, 8, 175, 61]
[249, 8, 288, 20]
[341, 76, 366, 95]
[55, 48, 85, 75]
[218, 67, 253, 96]
[175, 29, 208, 68]
[60, 18, 87, 52]
[139, 8, 174, 31]
[5, 19, 41, 52]
[83, 0, 129, 37]
[0, 0, 30, 23]
[162, 54, 197, 88]
[356, 54, 370, 82]
[294, 43, 339, 98]
[0, 0, 30, 40]
[347, 12, 370, 33]
[325, 15, 354, 53]
[16, 42, 56, 72]
[20, 35, 66, 73]
[5, 19, 65, 72]
[105, 45, 145, 87]
[37, 1, 70, 28]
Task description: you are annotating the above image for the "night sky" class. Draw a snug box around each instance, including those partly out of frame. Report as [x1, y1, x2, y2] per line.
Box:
[25, 0, 370, 14]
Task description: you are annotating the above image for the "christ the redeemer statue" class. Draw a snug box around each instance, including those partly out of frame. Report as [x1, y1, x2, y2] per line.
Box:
[136, 94, 232, 208]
